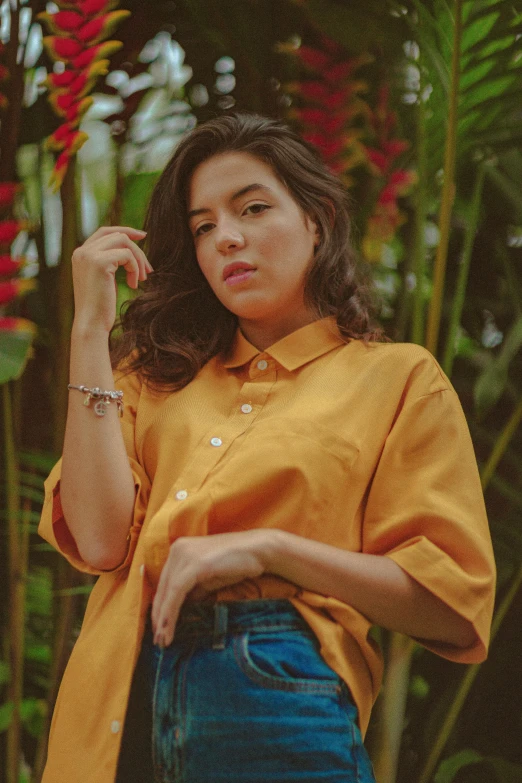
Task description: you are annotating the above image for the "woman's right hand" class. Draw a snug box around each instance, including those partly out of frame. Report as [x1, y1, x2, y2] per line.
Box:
[71, 226, 153, 335]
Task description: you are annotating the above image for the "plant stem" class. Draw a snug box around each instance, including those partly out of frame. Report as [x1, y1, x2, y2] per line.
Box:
[442, 161, 486, 376]
[425, 0, 463, 354]
[371, 634, 416, 783]
[53, 158, 78, 453]
[411, 83, 428, 345]
[3, 382, 24, 783]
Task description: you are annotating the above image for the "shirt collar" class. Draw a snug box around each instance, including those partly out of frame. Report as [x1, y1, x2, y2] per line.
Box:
[221, 316, 347, 371]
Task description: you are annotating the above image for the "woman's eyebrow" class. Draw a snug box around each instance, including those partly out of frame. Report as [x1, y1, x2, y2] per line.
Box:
[188, 183, 273, 220]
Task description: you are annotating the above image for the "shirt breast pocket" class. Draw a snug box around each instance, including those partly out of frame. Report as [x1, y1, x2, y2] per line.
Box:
[208, 418, 360, 541]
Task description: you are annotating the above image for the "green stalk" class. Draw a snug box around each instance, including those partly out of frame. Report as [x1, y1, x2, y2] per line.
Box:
[425, 0, 463, 355]
[411, 81, 428, 345]
[3, 383, 24, 783]
[371, 634, 417, 783]
[442, 162, 487, 376]
[417, 396, 522, 783]
[53, 158, 78, 453]
[32, 564, 81, 783]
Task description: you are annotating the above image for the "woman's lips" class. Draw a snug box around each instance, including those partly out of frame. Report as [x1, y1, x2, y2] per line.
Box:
[225, 269, 256, 286]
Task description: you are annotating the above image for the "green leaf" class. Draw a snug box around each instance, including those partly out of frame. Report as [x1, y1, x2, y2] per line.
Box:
[485, 756, 522, 783]
[24, 644, 51, 666]
[409, 674, 430, 699]
[0, 702, 13, 733]
[474, 314, 522, 413]
[461, 11, 500, 53]
[0, 661, 9, 686]
[20, 697, 47, 738]
[0, 330, 35, 385]
[434, 749, 484, 783]
[18, 450, 59, 473]
[120, 171, 161, 231]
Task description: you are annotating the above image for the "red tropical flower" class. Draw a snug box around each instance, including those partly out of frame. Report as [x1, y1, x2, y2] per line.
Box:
[0, 255, 23, 275]
[0, 279, 37, 306]
[362, 86, 416, 262]
[0, 220, 30, 244]
[39, 2, 130, 190]
[0, 316, 37, 334]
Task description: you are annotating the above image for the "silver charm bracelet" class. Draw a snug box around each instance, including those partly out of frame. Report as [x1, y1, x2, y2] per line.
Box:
[68, 384, 124, 418]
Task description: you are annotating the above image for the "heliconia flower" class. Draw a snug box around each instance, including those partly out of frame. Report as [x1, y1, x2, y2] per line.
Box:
[76, 11, 130, 45]
[0, 255, 23, 275]
[0, 316, 38, 334]
[0, 220, 30, 244]
[39, 1, 130, 191]
[0, 183, 21, 208]
[0, 279, 37, 305]
[39, 10, 85, 34]
[64, 97, 94, 125]
[79, 0, 120, 15]
[72, 41, 122, 69]
[46, 59, 109, 94]
[48, 151, 72, 190]
[293, 46, 331, 72]
[43, 35, 83, 61]
[45, 127, 89, 154]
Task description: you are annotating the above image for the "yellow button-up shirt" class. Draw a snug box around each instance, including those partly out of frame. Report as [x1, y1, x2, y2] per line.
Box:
[38, 317, 496, 783]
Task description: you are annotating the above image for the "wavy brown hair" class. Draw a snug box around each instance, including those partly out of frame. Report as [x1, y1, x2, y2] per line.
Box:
[110, 111, 392, 391]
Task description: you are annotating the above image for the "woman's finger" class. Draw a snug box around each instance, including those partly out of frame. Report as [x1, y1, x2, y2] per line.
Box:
[83, 225, 146, 247]
[89, 232, 150, 287]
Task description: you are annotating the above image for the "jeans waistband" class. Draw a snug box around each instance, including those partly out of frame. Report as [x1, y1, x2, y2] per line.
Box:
[145, 599, 310, 650]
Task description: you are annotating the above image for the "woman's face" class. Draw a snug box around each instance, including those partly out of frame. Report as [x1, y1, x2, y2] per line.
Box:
[187, 151, 320, 346]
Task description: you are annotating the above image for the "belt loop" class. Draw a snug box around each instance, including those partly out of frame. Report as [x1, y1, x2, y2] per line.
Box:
[212, 603, 228, 650]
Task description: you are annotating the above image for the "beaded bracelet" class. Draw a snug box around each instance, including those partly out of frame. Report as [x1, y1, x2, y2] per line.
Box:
[68, 384, 124, 417]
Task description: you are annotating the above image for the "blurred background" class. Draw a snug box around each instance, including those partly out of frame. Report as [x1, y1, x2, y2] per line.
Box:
[1, 1, 522, 781]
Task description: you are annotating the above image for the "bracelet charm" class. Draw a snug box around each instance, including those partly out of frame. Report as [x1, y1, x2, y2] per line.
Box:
[68, 384, 124, 417]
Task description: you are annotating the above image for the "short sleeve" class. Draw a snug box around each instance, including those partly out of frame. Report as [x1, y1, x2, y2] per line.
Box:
[362, 381, 496, 663]
[38, 359, 151, 575]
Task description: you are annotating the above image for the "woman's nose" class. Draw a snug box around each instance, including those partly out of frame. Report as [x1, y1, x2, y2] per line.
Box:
[215, 221, 245, 253]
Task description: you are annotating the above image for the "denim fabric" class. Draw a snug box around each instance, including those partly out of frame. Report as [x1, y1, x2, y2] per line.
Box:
[116, 599, 376, 783]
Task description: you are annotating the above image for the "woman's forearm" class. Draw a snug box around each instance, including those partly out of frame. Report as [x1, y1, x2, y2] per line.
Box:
[263, 530, 476, 648]
[59, 325, 136, 570]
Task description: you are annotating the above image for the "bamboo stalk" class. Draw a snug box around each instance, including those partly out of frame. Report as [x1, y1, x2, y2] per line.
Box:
[416, 396, 522, 783]
[411, 78, 428, 345]
[372, 634, 417, 783]
[442, 161, 487, 376]
[4, 383, 24, 783]
[425, 0, 463, 354]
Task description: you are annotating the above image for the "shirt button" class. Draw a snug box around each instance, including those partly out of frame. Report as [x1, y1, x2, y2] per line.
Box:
[139, 564, 145, 577]
[111, 720, 121, 734]
[175, 490, 188, 500]
[257, 359, 268, 370]
[210, 437, 222, 447]
[241, 404, 253, 414]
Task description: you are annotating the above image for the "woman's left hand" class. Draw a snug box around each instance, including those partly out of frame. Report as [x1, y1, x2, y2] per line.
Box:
[151, 529, 275, 646]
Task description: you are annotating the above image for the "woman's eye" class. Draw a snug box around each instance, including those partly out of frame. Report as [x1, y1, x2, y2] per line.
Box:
[194, 223, 213, 237]
[245, 203, 270, 215]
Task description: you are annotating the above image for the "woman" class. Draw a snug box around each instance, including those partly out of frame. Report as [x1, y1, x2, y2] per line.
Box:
[38, 112, 496, 783]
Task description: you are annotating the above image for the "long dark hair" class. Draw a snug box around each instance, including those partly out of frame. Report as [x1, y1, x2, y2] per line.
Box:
[110, 112, 392, 391]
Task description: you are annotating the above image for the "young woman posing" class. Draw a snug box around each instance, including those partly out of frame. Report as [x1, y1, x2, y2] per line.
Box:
[39, 112, 496, 783]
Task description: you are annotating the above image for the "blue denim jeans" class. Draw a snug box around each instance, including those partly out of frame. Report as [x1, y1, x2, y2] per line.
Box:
[116, 599, 376, 783]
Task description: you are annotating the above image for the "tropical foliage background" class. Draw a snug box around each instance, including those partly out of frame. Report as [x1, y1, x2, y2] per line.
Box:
[1, 0, 522, 781]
